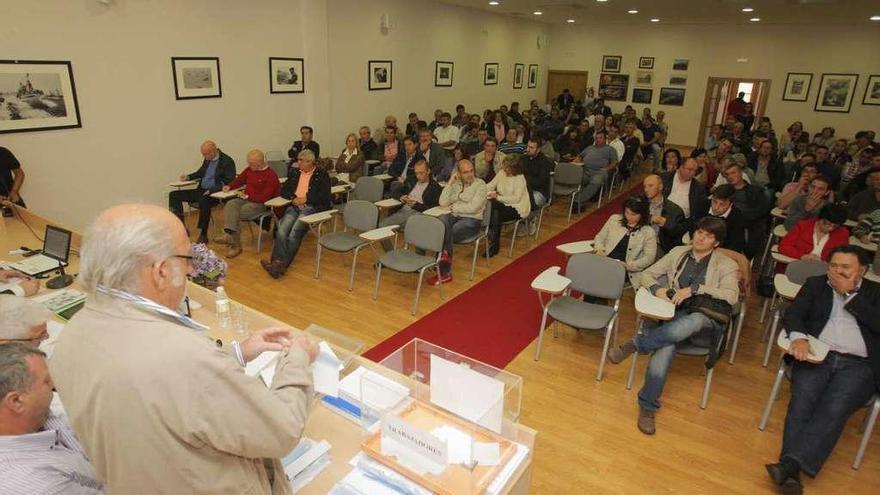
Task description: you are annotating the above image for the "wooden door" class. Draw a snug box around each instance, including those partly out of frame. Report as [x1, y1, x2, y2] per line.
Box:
[698, 77, 730, 147]
[546, 70, 589, 105]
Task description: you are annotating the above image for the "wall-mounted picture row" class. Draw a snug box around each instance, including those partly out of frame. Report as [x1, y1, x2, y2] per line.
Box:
[172, 57, 221, 100]
[0, 59, 82, 134]
[514, 63, 524, 89]
[528, 64, 538, 88]
[368, 60, 392, 91]
[435, 61, 453, 87]
[484, 62, 499, 85]
[269, 57, 303, 94]
[658, 87, 685, 106]
[632, 88, 653, 104]
[865, 75, 880, 106]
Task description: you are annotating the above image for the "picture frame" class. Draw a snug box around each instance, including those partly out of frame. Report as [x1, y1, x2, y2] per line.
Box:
[669, 75, 688, 86]
[513, 63, 524, 89]
[636, 70, 653, 86]
[632, 88, 653, 104]
[434, 61, 453, 87]
[527, 64, 538, 88]
[171, 57, 221, 100]
[0, 60, 82, 134]
[782, 72, 812, 102]
[598, 73, 630, 102]
[484, 62, 499, 85]
[862, 74, 880, 106]
[672, 58, 689, 71]
[638, 57, 654, 69]
[814, 73, 858, 113]
[602, 55, 622, 73]
[659, 87, 686, 106]
[269, 57, 304, 94]
[368, 60, 392, 91]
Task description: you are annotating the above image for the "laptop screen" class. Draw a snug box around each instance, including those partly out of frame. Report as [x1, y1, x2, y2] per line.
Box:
[43, 225, 72, 263]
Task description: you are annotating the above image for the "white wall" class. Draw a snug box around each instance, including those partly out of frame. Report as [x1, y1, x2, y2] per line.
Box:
[548, 23, 880, 147]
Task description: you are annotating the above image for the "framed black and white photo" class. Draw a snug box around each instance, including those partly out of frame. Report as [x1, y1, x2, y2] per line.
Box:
[814, 73, 858, 113]
[632, 88, 653, 104]
[782, 72, 812, 102]
[513, 63, 524, 89]
[368, 60, 392, 91]
[527, 64, 538, 88]
[598, 73, 629, 102]
[672, 59, 689, 71]
[484, 62, 499, 85]
[171, 57, 221, 100]
[602, 55, 622, 73]
[862, 75, 880, 106]
[0, 60, 82, 134]
[636, 71, 653, 87]
[435, 61, 453, 87]
[659, 87, 685, 106]
[638, 57, 654, 69]
[269, 57, 304, 94]
[669, 75, 688, 86]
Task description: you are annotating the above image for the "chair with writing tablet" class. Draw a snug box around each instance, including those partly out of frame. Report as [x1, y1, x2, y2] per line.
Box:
[314, 200, 380, 291]
[552, 162, 583, 223]
[351, 176, 384, 203]
[761, 260, 827, 367]
[716, 248, 751, 365]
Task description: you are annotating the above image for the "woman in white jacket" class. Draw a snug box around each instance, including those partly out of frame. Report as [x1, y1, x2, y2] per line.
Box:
[593, 195, 658, 288]
[486, 155, 531, 256]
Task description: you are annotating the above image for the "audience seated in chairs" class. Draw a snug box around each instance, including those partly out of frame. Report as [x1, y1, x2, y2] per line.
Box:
[486, 155, 531, 258]
[358, 126, 379, 162]
[473, 137, 506, 181]
[692, 147, 717, 186]
[261, 149, 331, 279]
[723, 162, 770, 259]
[334, 133, 366, 184]
[522, 137, 554, 213]
[377, 126, 402, 174]
[779, 204, 850, 263]
[287, 125, 320, 161]
[765, 245, 880, 494]
[555, 127, 582, 163]
[378, 160, 441, 251]
[783, 175, 834, 231]
[661, 157, 709, 237]
[436, 145, 466, 183]
[852, 207, 880, 243]
[389, 136, 422, 197]
[619, 120, 642, 180]
[777, 162, 824, 211]
[846, 166, 880, 221]
[592, 196, 658, 288]
[435, 159, 488, 284]
[642, 174, 685, 255]
[661, 148, 682, 174]
[215, 150, 280, 258]
[573, 130, 618, 210]
[747, 138, 786, 194]
[432, 112, 460, 152]
[0, 343, 104, 494]
[169, 140, 236, 244]
[498, 128, 526, 155]
[417, 129, 447, 177]
[607, 217, 739, 435]
[638, 115, 664, 170]
[704, 184, 748, 254]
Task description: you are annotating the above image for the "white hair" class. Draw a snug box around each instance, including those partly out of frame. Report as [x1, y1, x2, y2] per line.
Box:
[0, 295, 50, 340]
[79, 209, 177, 293]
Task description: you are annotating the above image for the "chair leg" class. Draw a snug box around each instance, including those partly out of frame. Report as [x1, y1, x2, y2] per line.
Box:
[534, 208, 545, 241]
[597, 184, 604, 208]
[853, 397, 880, 470]
[700, 368, 714, 409]
[372, 263, 382, 300]
[759, 359, 787, 430]
[728, 307, 746, 365]
[759, 295, 771, 325]
[534, 306, 550, 361]
[348, 246, 365, 291]
[567, 194, 575, 223]
[626, 316, 643, 390]
[435, 264, 444, 301]
[314, 244, 322, 279]
[412, 267, 428, 315]
[596, 317, 616, 381]
[470, 240, 479, 281]
[763, 308, 781, 367]
[508, 222, 518, 258]
[484, 237, 491, 268]
[761, 291, 778, 336]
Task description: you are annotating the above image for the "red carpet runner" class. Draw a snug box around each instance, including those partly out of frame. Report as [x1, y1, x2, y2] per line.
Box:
[364, 186, 641, 368]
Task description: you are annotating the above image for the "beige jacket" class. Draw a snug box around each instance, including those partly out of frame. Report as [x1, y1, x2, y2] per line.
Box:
[50, 296, 312, 494]
[473, 150, 506, 179]
[439, 179, 487, 220]
[640, 245, 740, 305]
[593, 214, 658, 272]
[486, 173, 531, 219]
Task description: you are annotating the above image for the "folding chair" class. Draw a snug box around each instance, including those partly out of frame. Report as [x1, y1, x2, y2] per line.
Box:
[351, 176, 384, 203]
[716, 248, 751, 365]
[314, 200, 379, 290]
[530, 174, 554, 241]
[552, 162, 583, 223]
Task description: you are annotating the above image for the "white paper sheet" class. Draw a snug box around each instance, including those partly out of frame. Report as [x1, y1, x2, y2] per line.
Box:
[244, 351, 279, 377]
[474, 442, 501, 466]
[338, 366, 409, 411]
[431, 425, 473, 465]
[313, 341, 343, 396]
[429, 355, 504, 433]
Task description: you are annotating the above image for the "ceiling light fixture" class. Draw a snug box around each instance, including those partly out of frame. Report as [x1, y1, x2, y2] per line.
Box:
[650, 18, 660, 23]
[742, 7, 754, 13]
[628, 10, 638, 14]
[596, 0, 608, 2]
[750, 17, 760, 22]
[870, 15, 880, 21]
[533, 11, 542, 15]
[488, 1, 499, 5]
[567, 18, 576, 23]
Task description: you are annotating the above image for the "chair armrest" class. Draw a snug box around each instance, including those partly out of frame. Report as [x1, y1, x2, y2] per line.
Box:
[300, 209, 339, 225]
[374, 198, 402, 208]
[555, 240, 594, 256]
[373, 173, 394, 181]
[360, 225, 399, 241]
[770, 207, 786, 219]
[422, 206, 450, 217]
[210, 187, 244, 199]
[169, 180, 198, 188]
[331, 183, 352, 194]
[770, 245, 797, 265]
[634, 287, 675, 321]
[773, 274, 802, 300]
[264, 196, 291, 208]
[530, 267, 572, 295]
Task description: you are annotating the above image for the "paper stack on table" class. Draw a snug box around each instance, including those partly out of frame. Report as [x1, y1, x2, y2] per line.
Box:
[281, 437, 332, 492]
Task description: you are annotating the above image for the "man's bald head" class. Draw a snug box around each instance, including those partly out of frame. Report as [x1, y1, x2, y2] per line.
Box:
[246, 149, 267, 170]
[200, 141, 218, 160]
[642, 174, 663, 200]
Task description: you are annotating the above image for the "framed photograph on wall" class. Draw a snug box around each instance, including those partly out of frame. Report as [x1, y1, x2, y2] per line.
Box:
[669, 75, 688, 86]
[862, 75, 880, 106]
[782, 72, 812, 102]
[598, 73, 629, 102]
[814, 73, 858, 112]
[527, 64, 538, 88]
[435, 61, 453, 87]
[269, 57, 304, 94]
[638, 57, 654, 69]
[659, 87, 685, 106]
[632, 88, 653, 104]
[0, 60, 82, 134]
[602, 55, 622, 73]
[368, 60, 392, 91]
[484, 62, 499, 85]
[171, 57, 221, 100]
[672, 58, 689, 71]
[635, 71, 653, 86]
[513, 63, 524, 89]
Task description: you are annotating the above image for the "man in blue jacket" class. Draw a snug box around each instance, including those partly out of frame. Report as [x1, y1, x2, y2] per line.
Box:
[169, 140, 236, 244]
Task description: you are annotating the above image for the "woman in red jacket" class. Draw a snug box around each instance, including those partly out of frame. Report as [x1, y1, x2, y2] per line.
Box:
[779, 203, 849, 262]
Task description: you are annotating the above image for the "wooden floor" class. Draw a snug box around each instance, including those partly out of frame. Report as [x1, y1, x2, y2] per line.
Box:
[203, 176, 879, 494]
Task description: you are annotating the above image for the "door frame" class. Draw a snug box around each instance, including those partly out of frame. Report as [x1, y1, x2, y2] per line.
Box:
[697, 77, 771, 147]
[546, 70, 590, 104]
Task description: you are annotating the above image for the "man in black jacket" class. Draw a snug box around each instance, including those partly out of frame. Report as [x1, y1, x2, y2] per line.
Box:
[723, 162, 770, 259]
[378, 160, 441, 251]
[704, 184, 747, 254]
[169, 141, 236, 243]
[766, 245, 880, 494]
[643, 174, 685, 254]
[661, 158, 709, 237]
[287, 126, 321, 161]
[522, 138, 553, 236]
[262, 149, 331, 278]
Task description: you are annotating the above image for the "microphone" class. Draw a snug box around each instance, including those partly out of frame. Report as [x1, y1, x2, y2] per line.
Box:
[47, 260, 74, 289]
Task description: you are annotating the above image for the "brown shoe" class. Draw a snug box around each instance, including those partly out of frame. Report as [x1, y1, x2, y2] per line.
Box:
[267, 260, 286, 279]
[637, 407, 656, 435]
[608, 340, 637, 364]
[260, 259, 274, 273]
[226, 245, 242, 258]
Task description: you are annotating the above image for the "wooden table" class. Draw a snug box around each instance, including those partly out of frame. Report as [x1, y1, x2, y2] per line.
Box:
[1, 205, 536, 495]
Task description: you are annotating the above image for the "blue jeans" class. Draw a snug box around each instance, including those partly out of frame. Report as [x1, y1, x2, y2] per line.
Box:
[577, 168, 607, 205]
[636, 311, 720, 411]
[439, 214, 481, 275]
[271, 205, 317, 268]
[781, 353, 874, 476]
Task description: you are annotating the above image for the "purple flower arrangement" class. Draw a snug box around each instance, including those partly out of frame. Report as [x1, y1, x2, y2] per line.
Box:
[189, 243, 227, 288]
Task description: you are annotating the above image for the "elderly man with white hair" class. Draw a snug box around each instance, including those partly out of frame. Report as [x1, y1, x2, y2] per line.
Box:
[50, 204, 318, 494]
[0, 295, 50, 347]
[215, 149, 280, 258]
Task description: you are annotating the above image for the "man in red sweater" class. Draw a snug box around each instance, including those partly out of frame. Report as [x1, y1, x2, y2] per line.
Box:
[215, 150, 280, 258]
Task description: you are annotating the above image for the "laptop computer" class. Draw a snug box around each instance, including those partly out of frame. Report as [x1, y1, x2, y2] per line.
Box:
[9, 225, 72, 276]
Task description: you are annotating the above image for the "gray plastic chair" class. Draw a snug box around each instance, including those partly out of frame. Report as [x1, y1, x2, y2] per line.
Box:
[760, 358, 879, 470]
[552, 162, 583, 223]
[267, 159, 289, 179]
[503, 213, 529, 258]
[535, 253, 625, 380]
[315, 200, 379, 290]
[241, 210, 273, 253]
[455, 201, 492, 280]
[373, 214, 446, 315]
[530, 174, 554, 241]
[352, 176, 384, 203]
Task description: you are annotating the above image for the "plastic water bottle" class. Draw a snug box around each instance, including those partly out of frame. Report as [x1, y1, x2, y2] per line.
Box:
[215, 286, 231, 328]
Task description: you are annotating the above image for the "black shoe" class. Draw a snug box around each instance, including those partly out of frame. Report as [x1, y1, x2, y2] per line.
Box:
[765, 460, 800, 487]
[779, 476, 803, 495]
[608, 341, 637, 364]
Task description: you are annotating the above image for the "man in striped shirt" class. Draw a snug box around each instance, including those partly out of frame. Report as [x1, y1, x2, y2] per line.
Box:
[0, 343, 103, 494]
